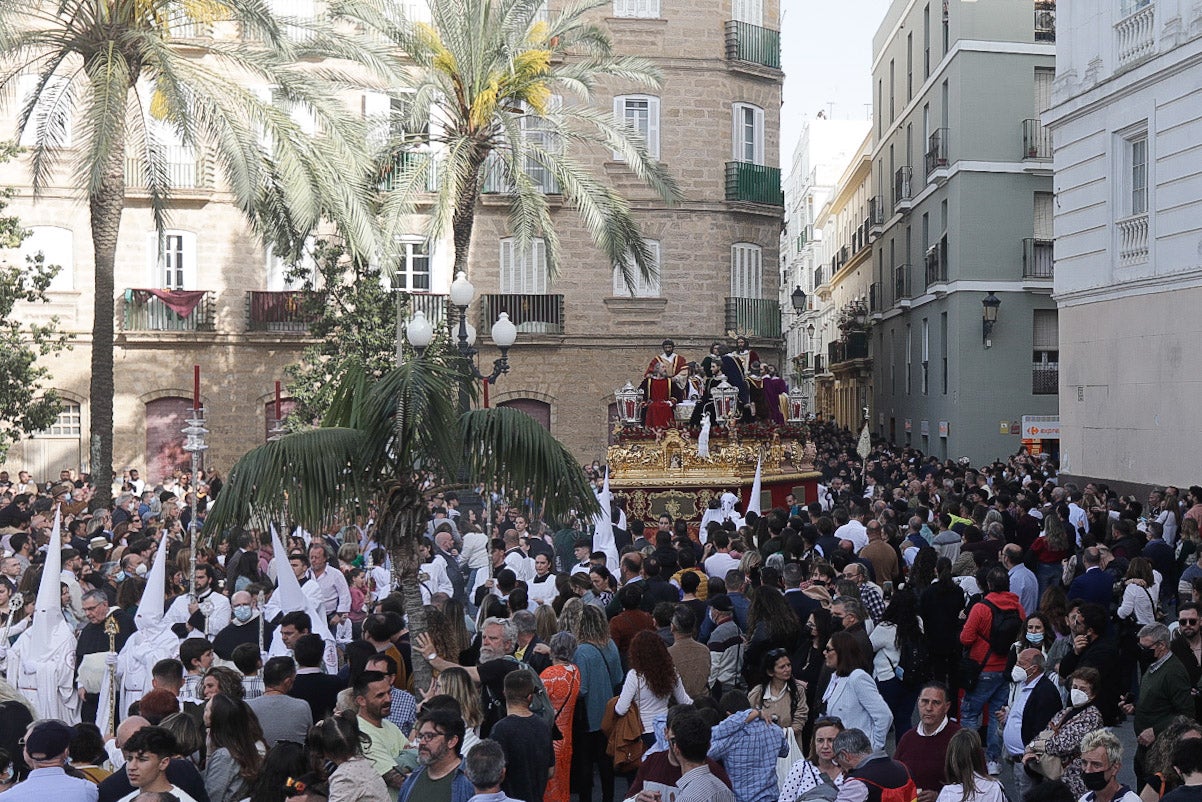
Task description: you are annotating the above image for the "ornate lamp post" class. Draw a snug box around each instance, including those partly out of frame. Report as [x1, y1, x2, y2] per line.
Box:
[786, 386, 808, 422]
[449, 272, 518, 394]
[982, 291, 1002, 347]
[182, 406, 208, 600]
[614, 382, 645, 425]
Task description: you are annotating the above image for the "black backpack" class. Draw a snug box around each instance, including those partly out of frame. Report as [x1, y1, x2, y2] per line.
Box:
[895, 634, 932, 688]
[983, 599, 1022, 655]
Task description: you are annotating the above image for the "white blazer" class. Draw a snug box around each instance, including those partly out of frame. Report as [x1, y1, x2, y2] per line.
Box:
[822, 668, 893, 750]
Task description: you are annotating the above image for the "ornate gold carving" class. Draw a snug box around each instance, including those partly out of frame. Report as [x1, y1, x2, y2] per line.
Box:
[607, 427, 817, 484]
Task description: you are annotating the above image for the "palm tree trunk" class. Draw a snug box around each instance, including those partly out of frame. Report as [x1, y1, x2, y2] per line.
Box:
[383, 482, 433, 691]
[88, 129, 126, 510]
[450, 153, 486, 277]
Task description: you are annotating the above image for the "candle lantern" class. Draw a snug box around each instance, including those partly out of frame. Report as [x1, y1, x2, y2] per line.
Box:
[787, 386, 808, 423]
[711, 380, 739, 421]
[614, 381, 645, 425]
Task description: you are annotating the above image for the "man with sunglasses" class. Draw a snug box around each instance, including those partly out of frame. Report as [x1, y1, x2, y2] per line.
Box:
[1171, 603, 1202, 720]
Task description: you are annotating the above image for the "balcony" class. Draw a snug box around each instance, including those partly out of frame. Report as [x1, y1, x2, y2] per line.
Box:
[125, 147, 207, 190]
[480, 293, 564, 335]
[925, 235, 948, 287]
[725, 161, 784, 205]
[828, 330, 869, 367]
[122, 289, 215, 332]
[1116, 1, 1155, 69]
[1022, 119, 1052, 165]
[1032, 364, 1059, 395]
[893, 166, 913, 214]
[868, 196, 885, 238]
[247, 290, 321, 333]
[1117, 214, 1149, 265]
[1035, 1, 1055, 42]
[925, 128, 950, 182]
[813, 354, 826, 374]
[724, 20, 781, 70]
[794, 352, 811, 373]
[725, 297, 782, 339]
[399, 292, 452, 328]
[378, 151, 438, 193]
[1022, 238, 1054, 279]
[869, 282, 883, 316]
[893, 264, 912, 306]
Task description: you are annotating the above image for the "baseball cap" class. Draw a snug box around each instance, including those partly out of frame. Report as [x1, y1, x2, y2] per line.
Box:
[25, 720, 74, 760]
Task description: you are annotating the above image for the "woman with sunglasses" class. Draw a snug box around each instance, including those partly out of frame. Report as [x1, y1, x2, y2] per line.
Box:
[820, 631, 892, 750]
[779, 715, 845, 802]
[748, 647, 809, 742]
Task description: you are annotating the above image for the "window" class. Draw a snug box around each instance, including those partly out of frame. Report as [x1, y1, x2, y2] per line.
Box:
[42, 402, 82, 437]
[889, 59, 895, 123]
[905, 323, 912, 395]
[21, 226, 73, 292]
[890, 329, 896, 393]
[942, 0, 949, 54]
[499, 237, 548, 294]
[613, 0, 658, 18]
[940, 312, 948, 394]
[921, 318, 929, 395]
[1129, 134, 1148, 215]
[147, 230, 196, 289]
[266, 236, 317, 291]
[731, 0, 762, 24]
[877, 80, 883, 138]
[730, 243, 762, 298]
[613, 239, 661, 297]
[1035, 192, 1054, 240]
[907, 33, 913, 101]
[732, 104, 765, 165]
[923, 4, 931, 77]
[613, 95, 660, 160]
[1034, 67, 1054, 115]
[17, 73, 73, 148]
[1033, 309, 1059, 394]
[521, 97, 561, 193]
[392, 238, 432, 292]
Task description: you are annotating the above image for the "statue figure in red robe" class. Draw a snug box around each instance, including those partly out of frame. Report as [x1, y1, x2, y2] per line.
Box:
[640, 362, 675, 428]
[731, 336, 761, 379]
[762, 363, 788, 425]
[645, 339, 688, 400]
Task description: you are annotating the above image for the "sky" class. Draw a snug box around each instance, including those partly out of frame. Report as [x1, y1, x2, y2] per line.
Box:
[779, 0, 890, 164]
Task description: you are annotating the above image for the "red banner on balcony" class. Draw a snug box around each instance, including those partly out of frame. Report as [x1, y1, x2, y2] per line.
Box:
[133, 289, 207, 317]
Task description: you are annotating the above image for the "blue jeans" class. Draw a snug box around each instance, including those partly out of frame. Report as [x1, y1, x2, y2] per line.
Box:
[960, 670, 1009, 762]
[878, 676, 919, 741]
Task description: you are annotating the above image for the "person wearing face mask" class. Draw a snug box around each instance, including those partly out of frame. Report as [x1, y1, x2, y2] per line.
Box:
[995, 649, 1061, 799]
[1004, 613, 1056, 686]
[1028, 667, 1105, 798]
[1077, 729, 1141, 802]
[211, 589, 276, 663]
[163, 563, 231, 640]
[1121, 623, 1194, 785]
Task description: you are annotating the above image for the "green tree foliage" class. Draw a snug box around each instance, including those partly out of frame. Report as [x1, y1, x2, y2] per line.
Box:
[0, 142, 70, 462]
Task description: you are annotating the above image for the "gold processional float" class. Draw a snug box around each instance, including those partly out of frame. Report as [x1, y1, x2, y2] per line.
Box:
[605, 378, 822, 526]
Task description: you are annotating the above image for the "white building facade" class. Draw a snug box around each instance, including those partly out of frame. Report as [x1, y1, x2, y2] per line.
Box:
[1044, 0, 1202, 488]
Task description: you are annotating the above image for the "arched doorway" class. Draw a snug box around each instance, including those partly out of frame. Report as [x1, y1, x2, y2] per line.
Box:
[145, 397, 197, 484]
[498, 399, 551, 430]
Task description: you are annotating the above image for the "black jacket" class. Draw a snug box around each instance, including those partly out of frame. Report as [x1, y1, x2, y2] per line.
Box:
[1059, 635, 1122, 725]
[1018, 675, 1063, 745]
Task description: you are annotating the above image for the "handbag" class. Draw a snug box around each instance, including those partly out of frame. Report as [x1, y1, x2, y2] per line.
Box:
[957, 652, 984, 692]
[1027, 705, 1086, 780]
[776, 726, 806, 789]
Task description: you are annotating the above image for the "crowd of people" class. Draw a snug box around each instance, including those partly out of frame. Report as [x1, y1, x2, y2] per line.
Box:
[1, 419, 1202, 802]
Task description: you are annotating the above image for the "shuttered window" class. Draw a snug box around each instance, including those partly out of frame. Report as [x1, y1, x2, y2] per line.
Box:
[613, 95, 660, 160]
[613, 240, 661, 297]
[499, 238, 548, 294]
[730, 243, 762, 298]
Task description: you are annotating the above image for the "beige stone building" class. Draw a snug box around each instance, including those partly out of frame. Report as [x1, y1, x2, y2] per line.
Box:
[2, 0, 785, 483]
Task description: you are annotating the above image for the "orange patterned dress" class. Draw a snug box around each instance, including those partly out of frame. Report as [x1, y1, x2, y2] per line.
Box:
[540, 662, 580, 802]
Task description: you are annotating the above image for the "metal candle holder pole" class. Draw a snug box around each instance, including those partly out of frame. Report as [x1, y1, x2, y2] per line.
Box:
[182, 407, 209, 600]
[268, 418, 286, 441]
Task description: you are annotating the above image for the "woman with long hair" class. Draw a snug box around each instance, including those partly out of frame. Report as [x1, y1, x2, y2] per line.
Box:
[1031, 513, 1071, 599]
[204, 693, 265, 802]
[556, 597, 585, 636]
[307, 711, 391, 802]
[540, 632, 581, 802]
[161, 711, 206, 769]
[820, 631, 892, 750]
[796, 607, 836, 750]
[1003, 612, 1056, 680]
[246, 740, 308, 802]
[908, 547, 939, 593]
[202, 666, 246, 701]
[432, 667, 484, 753]
[779, 715, 845, 802]
[1138, 716, 1202, 802]
[919, 556, 966, 713]
[870, 588, 925, 741]
[743, 585, 803, 686]
[747, 647, 808, 742]
[937, 729, 1006, 802]
[614, 630, 691, 744]
[571, 603, 623, 802]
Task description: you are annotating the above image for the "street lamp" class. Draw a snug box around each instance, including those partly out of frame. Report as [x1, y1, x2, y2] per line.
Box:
[405, 310, 434, 353]
[790, 286, 807, 312]
[449, 272, 517, 386]
[981, 291, 1001, 347]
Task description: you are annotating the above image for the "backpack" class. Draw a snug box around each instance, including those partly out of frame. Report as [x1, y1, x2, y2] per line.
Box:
[854, 775, 918, 802]
[894, 634, 932, 688]
[482, 660, 558, 736]
[983, 599, 1022, 656]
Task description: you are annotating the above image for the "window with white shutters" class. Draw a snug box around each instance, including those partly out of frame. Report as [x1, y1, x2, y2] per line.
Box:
[147, 230, 196, 290]
[21, 226, 74, 292]
[730, 243, 762, 298]
[1034, 192, 1053, 239]
[392, 238, 432, 292]
[612, 95, 660, 160]
[1033, 309, 1059, 394]
[266, 236, 317, 291]
[1129, 134, 1148, 215]
[500, 238, 549, 294]
[1034, 67, 1054, 115]
[613, 0, 659, 18]
[732, 103, 765, 165]
[732, 0, 762, 24]
[613, 240, 661, 297]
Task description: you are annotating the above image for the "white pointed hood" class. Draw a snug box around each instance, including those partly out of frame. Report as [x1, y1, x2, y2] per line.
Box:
[135, 530, 171, 630]
[747, 455, 763, 516]
[592, 468, 618, 573]
[31, 509, 63, 645]
[269, 525, 333, 643]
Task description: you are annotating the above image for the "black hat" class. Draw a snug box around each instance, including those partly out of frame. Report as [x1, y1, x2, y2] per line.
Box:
[25, 720, 73, 760]
[159, 491, 177, 504]
[709, 593, 734, 613]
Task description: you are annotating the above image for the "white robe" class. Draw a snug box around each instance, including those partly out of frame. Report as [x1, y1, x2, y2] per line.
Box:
[8, 617, 78, 722]
[111, 624, 181, 723]
[418, 556, 454, 605]
[163, 591, 232, 640]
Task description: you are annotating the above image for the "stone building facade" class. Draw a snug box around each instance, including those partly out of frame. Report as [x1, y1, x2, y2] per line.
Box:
[2, 0, 785, 482]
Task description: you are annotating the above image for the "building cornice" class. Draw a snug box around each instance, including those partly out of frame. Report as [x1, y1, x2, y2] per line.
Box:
[1054, 267, 1202, 308]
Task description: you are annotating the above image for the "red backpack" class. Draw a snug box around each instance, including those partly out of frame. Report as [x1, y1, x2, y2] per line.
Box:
[853, 775, 919, 802]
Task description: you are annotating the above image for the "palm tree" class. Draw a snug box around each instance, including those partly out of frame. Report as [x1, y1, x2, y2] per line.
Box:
[203, 353, 598, 688]
[0, 0, 385, 507]
[356, 0, 681, 289]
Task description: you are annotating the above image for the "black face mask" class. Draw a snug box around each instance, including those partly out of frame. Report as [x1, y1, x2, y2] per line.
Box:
[1082, 770, 1109, 792]
[829, 619, 845, 634]
[1140, 646, 1158, 663]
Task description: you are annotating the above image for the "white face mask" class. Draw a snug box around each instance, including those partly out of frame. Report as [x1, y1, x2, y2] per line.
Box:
[1011, 665, 1029, 683]
[1070, 688, 1090, 707]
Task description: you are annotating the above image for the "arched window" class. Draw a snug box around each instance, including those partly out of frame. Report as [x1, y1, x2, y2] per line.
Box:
[145, 397, 198, 483]
[498, 399, 551, 431]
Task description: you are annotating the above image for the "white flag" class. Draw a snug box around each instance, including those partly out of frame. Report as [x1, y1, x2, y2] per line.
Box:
[748, 455, 763, 516]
